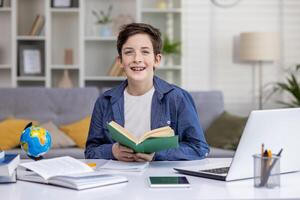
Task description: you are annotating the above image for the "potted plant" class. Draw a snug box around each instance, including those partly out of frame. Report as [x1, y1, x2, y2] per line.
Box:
[268, 65, 300, 107]
[162, 35, 181, 66]
[92, 5, 113, 37]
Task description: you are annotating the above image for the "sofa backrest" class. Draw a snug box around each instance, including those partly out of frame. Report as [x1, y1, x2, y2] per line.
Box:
[0, 88, 223, 130]
[0, 88, 100, 125]
[190, 91, 224, 131]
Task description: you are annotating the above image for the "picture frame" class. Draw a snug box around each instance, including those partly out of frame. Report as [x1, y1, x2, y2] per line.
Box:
[18, 43, 44, 76]
[52, 0, 72, 8]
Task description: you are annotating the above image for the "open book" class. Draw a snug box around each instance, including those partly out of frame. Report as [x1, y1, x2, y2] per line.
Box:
[17, 156, 128, 190]
[107, 121, 178, 153]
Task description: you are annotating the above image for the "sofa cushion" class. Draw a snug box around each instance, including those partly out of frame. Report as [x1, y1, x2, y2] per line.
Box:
[60, 116, 91, 149]
[8, 147, 85, 159]
[39, 121, 76, 148]
[190, 91, 224, 131]
[0, 88, 99, 126]
[205, 111, 247, 150]
[0, 118, 36, 150]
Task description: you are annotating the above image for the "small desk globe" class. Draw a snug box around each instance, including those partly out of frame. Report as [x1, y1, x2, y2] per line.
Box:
[20, 123, 52, 160]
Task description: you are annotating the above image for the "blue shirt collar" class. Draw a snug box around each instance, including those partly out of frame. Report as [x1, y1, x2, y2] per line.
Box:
[103, 76, 174, 104]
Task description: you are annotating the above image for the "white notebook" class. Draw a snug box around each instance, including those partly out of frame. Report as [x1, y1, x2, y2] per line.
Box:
[99, 160, 149, 172]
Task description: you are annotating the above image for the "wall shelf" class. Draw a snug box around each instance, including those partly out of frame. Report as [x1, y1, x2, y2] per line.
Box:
[85, 76, 126, 81]
[50, 8, 79, 13]
[0, 8, 12, 12]
[141, 8, 181, 13]
[17, 36, 46, 41]
[0, 64, 11, 69]
[17, 76, 46, 81]
[51, 65, 79, 70]
[84, 36, 117, 42]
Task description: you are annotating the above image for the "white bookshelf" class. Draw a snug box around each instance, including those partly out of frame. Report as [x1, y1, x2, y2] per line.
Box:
[0, 0, 13, 87]
[16, 35, 46, 40]
[0, 7, 12, 12]
[0, 0, 182, 89]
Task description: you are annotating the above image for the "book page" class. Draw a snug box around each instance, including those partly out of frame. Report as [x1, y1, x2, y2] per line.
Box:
[109, 121, 138, 143]
[139, 126, 174, 143]
[20, 156, 94, 180]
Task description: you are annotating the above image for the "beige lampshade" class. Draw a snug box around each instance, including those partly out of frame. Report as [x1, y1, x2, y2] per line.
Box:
[240, 32, 279, 61]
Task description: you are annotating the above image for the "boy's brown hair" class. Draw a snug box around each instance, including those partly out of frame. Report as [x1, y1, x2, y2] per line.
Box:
[117, 23, 162, 59]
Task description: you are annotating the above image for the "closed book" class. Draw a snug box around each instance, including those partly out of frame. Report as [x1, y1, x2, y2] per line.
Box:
[0, 154, 20, 176]
[107, 121, 178, 153]
[29, 15, 45, 36]
[17, 156, 128, 190]
[0, 171, 17, 183]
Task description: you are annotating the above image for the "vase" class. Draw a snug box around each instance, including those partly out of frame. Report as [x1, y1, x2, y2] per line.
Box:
[98, 23, 112, 37]
[164, 55, 174, 67]
[58, 70, 73, 88]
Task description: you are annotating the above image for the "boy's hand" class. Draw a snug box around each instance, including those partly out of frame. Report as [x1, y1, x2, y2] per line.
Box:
[112, 143, 135, 162]
[134, 152, 155, 162]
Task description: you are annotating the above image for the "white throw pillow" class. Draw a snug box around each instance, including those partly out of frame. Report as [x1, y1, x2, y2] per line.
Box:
[39, 121, 76, 148]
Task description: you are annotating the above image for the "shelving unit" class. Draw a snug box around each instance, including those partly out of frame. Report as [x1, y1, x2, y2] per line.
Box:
[0, 0, 13, 87]
[0, 0, 182, 89]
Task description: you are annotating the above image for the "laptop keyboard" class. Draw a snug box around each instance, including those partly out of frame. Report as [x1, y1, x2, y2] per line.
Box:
[200, 167, 230, 174]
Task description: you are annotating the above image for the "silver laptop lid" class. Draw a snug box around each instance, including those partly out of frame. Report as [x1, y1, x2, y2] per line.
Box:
[226, 108, 300, 181]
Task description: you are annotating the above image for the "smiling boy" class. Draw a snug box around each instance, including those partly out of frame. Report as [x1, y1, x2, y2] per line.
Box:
[85, 23, 209, 161]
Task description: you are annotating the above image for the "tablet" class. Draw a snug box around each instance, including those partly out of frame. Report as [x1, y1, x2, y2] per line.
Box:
[148, 176, 190, 188]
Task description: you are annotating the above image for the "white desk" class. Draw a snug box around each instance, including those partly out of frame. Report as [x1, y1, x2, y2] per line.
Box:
[1, 158, 300, 200]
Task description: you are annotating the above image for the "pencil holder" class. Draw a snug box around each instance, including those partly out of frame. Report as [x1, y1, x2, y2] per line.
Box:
[253, 154, 281, 188]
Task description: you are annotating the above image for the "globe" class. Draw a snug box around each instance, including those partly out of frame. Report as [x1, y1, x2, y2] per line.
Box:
[20, 125, 52, 159]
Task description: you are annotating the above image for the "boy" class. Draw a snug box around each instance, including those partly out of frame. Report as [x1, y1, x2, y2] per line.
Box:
[85, 23, 209, 161]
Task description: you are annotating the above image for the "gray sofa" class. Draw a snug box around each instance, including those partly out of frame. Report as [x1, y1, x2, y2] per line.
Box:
[1, 88, 234, 159]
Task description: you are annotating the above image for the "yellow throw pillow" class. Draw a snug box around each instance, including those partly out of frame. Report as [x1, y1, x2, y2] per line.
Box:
[59, 116, 91, 149]
[0, 118, 37, 150]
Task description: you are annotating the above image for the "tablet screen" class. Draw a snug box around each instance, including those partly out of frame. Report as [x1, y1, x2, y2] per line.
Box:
[149, 176, 190, 187]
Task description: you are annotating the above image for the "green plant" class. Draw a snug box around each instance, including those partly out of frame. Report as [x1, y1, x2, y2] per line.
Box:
[162, 35, 181, 55]
[92, 5, 113, 24]
[271, 65, 300, 107]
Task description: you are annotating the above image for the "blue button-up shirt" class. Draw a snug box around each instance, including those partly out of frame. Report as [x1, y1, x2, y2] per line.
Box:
[85, 76, 210, 160]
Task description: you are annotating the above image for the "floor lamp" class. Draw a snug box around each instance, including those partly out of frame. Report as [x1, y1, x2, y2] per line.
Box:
[239, 32, 278, 109]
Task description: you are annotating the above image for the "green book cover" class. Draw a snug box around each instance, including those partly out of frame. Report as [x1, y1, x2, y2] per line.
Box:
[107, 121, 178, 153]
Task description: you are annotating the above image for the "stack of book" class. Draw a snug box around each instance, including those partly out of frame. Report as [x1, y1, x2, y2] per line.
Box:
[0, 152, 20, 183]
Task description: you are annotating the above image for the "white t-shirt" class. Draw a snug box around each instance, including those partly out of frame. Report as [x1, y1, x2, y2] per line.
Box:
[124, 87, 155, 138]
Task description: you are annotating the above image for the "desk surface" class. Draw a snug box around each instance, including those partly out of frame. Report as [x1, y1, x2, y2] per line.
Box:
[1, 158, 300, 200]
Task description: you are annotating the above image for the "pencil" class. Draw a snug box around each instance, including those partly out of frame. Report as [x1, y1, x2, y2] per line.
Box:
[261, 143, 264, 156]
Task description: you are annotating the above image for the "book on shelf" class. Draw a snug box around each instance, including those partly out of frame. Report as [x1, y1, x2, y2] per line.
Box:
[99, 160, 149, 172]
[107, 58, 123, 76]
[107, 121, 178, 153]
[17, 156, 128, 190]
[28, 15, 45, 36]
[0, 153, 20, 176]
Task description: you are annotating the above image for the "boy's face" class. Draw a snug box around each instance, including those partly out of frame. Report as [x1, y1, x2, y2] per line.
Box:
[119, 33, 161, 83]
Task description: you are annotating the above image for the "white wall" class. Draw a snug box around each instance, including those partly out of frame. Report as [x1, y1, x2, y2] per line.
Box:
[182, 0, 300, 116]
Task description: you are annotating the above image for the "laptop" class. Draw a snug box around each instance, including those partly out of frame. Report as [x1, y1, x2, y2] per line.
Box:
[174, 108, 300, 181]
